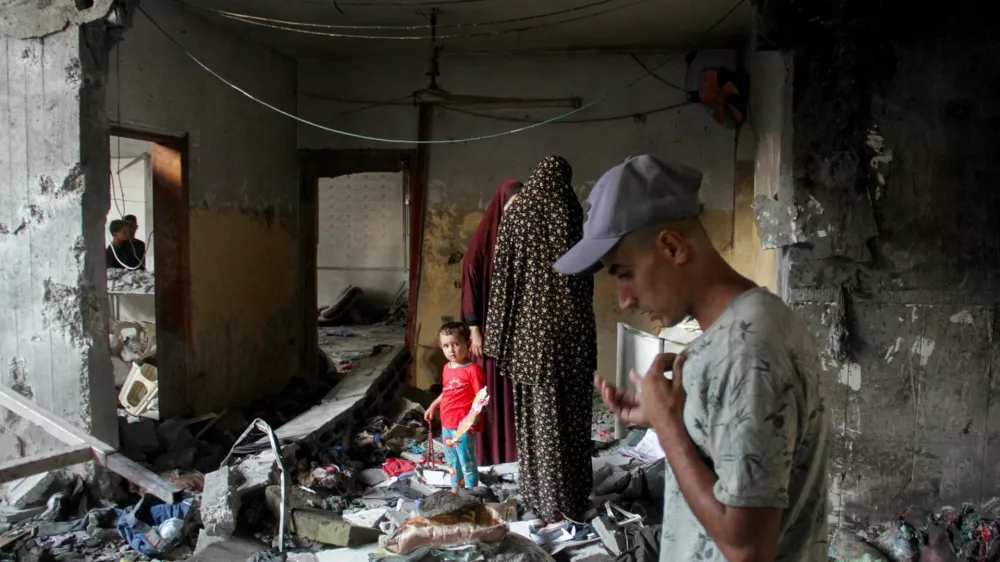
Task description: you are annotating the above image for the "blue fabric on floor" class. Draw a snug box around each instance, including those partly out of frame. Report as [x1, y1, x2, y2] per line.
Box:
[115, 494, 194, 556]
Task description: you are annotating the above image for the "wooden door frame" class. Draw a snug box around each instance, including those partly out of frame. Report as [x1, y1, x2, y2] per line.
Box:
[299, 149, 425, 362]
[110, 126, 191, 419]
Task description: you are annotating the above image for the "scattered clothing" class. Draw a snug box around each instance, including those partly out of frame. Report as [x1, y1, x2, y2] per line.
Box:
[115, 495, 193, 556]
[462, 179, 522, 467]
[440, 362, 486, 432]
[442, 428, 479, 489]
[383, 458, 417, 478]
[659, 288, 830, 562]
[484, 156, 597, 522]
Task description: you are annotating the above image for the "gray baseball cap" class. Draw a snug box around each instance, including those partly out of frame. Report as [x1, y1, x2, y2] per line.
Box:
[554, 154, 703, 275]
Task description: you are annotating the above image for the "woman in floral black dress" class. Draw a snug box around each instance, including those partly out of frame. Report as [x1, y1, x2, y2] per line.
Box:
[484, 156, 597, 523]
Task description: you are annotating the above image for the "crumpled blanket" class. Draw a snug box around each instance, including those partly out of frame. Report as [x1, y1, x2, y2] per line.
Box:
[385, 501, 517, 555]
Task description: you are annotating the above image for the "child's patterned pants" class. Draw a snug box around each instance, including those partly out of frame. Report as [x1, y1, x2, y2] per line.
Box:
[442, 428, 478, 489]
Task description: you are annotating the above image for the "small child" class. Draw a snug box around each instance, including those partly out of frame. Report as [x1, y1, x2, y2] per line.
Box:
[424, 322, 486, 493]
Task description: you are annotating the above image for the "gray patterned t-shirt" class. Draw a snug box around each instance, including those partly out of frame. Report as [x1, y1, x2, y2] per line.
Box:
[660, 288, 830, 562]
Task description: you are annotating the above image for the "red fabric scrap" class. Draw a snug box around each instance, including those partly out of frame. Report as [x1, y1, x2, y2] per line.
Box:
[382, 458, 416, 477]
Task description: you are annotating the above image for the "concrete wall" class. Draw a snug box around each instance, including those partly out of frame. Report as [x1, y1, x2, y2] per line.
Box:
[755, 1, 1000, 528]
[297, 51, 761, 387]
[109, 0, 303, 415]
[0, 21, 118, 453]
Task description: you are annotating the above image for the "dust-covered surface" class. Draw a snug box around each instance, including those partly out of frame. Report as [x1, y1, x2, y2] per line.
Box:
[107, 269, 156, 295]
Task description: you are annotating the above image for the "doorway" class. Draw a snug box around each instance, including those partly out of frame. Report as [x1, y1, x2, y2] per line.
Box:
[106, 128, 190, 420]
[300, 149, 423, 379]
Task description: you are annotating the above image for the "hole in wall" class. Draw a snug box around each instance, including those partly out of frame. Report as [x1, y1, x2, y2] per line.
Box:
[75, 0, 95, 9]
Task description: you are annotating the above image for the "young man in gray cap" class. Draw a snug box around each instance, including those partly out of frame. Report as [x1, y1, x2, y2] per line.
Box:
[555, 155, 829, 562]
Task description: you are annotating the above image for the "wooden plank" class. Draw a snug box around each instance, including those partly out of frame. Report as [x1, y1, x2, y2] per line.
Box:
[0, 445, 92, 483]
[104, 453, 182, 504]
[0, 385, 113, 460]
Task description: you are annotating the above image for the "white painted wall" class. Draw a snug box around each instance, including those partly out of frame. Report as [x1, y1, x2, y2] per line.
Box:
[317, 172, 408, 308]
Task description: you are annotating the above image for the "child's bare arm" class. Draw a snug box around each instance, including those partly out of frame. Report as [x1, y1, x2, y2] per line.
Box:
[424, 396, 443, 422]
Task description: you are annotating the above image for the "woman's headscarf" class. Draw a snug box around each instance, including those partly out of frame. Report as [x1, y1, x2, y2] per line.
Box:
[461, 180, 521, 327]
[483, 156, 597, 385]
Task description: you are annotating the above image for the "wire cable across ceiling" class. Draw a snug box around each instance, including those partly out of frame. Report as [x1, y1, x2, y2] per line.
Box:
[137, 0, 748, 144]
[214, 0, 653, 40]
[185, 0, 622, 31]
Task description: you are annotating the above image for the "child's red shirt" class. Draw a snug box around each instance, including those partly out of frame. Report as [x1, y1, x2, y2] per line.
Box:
[439, 362, 486, 430]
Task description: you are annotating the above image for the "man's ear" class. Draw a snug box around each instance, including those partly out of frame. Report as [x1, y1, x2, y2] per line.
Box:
[656, 229, 691, 264]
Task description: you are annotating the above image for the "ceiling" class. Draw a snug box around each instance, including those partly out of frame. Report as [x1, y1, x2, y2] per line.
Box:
[172, 0, 753, 58]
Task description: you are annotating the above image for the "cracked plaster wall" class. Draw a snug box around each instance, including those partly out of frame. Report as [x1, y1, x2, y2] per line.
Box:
[754, 0, 1000, 529]
[108, 0, 303, 416]
[296, 51, 775, 388]
[0, 20, 118, 454]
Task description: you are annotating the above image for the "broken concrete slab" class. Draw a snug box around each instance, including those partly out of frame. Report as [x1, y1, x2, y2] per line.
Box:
[190, 531, 268, 562]
[358, 468, 387, 487]
[5, 471, 55, 508]
[342, 507, 387, 529]
[265, 486, 381, 547]
[201, 466, 241, 537]
[233, 452, 276, 495]
[274, 328, 409, 447]
[0, 504, 46, 523]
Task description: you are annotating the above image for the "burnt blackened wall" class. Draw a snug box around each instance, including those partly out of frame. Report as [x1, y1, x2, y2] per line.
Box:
[756, 1, 1000, 528]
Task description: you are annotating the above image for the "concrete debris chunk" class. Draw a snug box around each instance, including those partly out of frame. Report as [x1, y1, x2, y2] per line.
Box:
[342, 507, 387, 529]
[0, 504, 46, 523]
[5, 471, 55, 509]
[200, 466, 242, 537]
[190, 530, 268, 561]
[357, 468, 387, 487]
[264, 486, 381, 547]
[234, 451, 276, 495]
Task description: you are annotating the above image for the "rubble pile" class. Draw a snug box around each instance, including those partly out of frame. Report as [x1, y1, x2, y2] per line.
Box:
[1, 393, 669, 562]
[830, 505, 1000, 562]
[2, 319, 672, 561]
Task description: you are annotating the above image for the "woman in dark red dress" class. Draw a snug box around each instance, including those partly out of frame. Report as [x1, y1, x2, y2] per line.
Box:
[462, 179, 521, 466]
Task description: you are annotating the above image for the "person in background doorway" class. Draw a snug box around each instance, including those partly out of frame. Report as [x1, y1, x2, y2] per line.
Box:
[484, 156, 596, 523]
[555, 154, 829, 562]
[461, 179, 522, 467]
[424, 322, 486, 493]
[122, 214, 147, 264]
[106, 219, 144, 270]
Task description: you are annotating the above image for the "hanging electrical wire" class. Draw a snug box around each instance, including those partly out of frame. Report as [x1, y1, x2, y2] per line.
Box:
[439, 101, 692, 124]
[629, 53, 686, 92]
[137, 0, 748, 145]
[216, 0, 653, 41]
[185, 0, 620, 31]
[334, 94, 413, 116]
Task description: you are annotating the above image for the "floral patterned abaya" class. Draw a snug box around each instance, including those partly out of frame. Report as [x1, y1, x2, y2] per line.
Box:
[483, 156, 597, 522]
